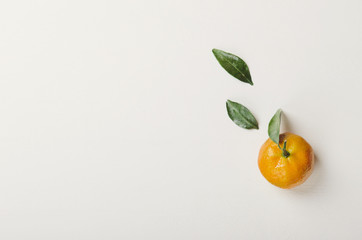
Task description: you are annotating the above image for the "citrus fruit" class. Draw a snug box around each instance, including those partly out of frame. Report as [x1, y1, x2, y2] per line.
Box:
[258, 132, 314, 189]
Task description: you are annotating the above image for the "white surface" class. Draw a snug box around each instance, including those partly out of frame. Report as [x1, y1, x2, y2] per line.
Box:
[0, 0, 362, 239]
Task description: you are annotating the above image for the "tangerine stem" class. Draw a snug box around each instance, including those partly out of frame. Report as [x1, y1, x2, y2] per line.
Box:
[282, 141, 290, 158]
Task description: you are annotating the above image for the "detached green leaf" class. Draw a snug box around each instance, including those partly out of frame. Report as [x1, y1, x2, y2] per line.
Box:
[268, 109, 282, 145]
[226, 100, 258, 129]
[212, 49, 253, 85]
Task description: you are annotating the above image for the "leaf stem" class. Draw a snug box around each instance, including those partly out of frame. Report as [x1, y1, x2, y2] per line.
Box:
[278, 141, 290, 158]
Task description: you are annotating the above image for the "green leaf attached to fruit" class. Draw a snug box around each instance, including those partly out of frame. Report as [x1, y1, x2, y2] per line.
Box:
[268, 109, 282, 145]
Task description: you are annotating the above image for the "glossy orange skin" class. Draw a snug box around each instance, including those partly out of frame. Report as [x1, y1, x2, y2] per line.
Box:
[258, 132, 314, 189]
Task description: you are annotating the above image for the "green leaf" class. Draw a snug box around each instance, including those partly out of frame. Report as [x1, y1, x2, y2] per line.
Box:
[226, 100, 258, 129]
[212, 49, 253, 85]
[268, 109, 282, 145]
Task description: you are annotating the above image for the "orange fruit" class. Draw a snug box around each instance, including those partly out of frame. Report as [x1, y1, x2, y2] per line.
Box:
[258, 132, 314, 189]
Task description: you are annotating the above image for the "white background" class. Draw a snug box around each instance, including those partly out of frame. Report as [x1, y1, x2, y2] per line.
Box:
[0, 0, 362, 239]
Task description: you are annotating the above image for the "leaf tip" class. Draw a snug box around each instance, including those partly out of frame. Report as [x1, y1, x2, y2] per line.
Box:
[226, 99, 234, 106]
[212, 48, 220, 56]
